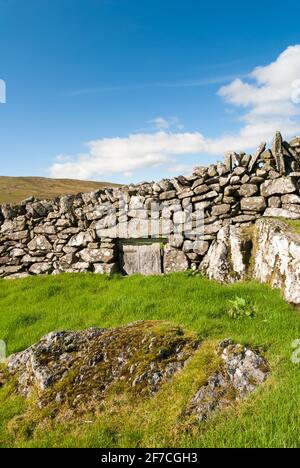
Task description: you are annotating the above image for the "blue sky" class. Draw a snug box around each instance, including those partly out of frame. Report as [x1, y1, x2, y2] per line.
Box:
[0, 0, 300, 183]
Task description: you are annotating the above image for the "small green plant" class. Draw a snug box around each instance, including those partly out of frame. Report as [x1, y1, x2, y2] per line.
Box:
[227, 296, 256, 319]
[185, 268, 201, 278]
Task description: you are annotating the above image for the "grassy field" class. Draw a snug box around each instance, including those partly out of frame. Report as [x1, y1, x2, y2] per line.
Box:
[0, 176, 120, 204]
[0, 272, 299, 448]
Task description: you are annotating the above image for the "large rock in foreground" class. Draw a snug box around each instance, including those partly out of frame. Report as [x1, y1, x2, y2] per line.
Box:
[6, 321, 199, 416]
[2, 321, 269, 424]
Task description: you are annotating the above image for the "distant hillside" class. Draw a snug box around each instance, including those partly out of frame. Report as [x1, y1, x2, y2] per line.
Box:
[0, 176, 120, 204]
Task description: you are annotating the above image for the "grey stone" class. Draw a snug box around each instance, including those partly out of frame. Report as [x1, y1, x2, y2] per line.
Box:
[232, 214, 258, 223]
[268, 196, 281, 208]
[169, 234, 184, 248]
[193, 240, 209, 256]
[263, 208, 300, 219]
[29, 262, 52, 275]
[211, 204, 231, 216]
[93, 263, 118, 275]
[28, 235, 52, 252]
[289, 137, 300, 148]
[194, 184, 209, 196]
[234, 166, 247, 176]
[239, 184, 258, 197]
[186, 341, 268, 421]
[254, 218, 300, 303]
[10, 248, 26, 258]
[183, 240, 194, 253]
[261, 177, 297, 197]
[281, 194, 300, 204]
[78, 248, 115, 264]
[282, 204, 300, 214]
[68, 231, 94, 248]
[192, 191, 218, 203]
[240, 197, 266, 212]
[248, 142, 266, 173]
[159, 190, 176, 201]
[164, 247, 189, 273]
[272, 131, 286, 175]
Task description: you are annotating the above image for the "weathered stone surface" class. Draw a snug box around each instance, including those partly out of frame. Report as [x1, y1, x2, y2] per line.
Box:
[28, 235, 52, 251]
[248, 142, 266, 172]
[240, 197, 266, 212]
[6, 322, 199, 416]
[186, 340, 268, 421]
[194, 184, 209, 195]
[70, 261, 90, 272]
[211, 204, 231, 216]
[192, 190, 218, 203]
[200, 225, 252, 282]
[268, 196, 281, 208]
[200, 227, 231, 282]
[169, 234, 184, 248]
[68, 232, 94, 248]
[272, 131, 286, 175]
[7, 230, 29, 241]
[232, 214, 258, 223]
[289, 137, 300, 148]
[29, 262, 52, 275]
[263, 208, 300, 219]
[203, 221, 223, 235]
[78, 248, 115, 264]
[282, 204, 300, 214]
[239, 184, 258, 197]
[164, 247, 189, 273]
[159, 190, 176, 201]
[10, 248, 26, 258]
[193, 240, 209, 256]
[2, 265, 24, 275]
[95, 213, 117, 229]
[93, 263, 118, 275]
[254, 219, 300, 304]
[281, 194, 300, 204]
[224, 152, 233, 171]
[261, 177, 297, 197]
[183, 240, 194, 253]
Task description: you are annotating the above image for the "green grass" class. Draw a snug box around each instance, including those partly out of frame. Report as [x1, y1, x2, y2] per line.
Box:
[281, 218, 300, 234]
[0, 176, 120, 204]
[0, 272, 300, 448]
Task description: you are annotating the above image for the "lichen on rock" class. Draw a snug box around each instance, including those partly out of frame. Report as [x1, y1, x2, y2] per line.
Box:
[185, 339, 269, 422]
[4, 321, 199, 419]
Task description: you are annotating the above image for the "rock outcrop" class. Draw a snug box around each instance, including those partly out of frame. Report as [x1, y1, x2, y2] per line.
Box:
[1, 322, 268, 423]
[200, 218, 300, 305]
[254, 219, 300, 304]
[185, 339, 269, 421]
[5, 321, 199, 416]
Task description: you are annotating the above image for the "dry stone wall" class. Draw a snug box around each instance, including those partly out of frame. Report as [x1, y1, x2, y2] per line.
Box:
[1, 131, 300, 281]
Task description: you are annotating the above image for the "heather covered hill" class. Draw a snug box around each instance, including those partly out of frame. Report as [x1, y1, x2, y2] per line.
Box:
[0, 176, 120, 204]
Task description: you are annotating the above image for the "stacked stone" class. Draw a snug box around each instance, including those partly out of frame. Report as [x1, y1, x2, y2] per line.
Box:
[1, 132, 300, 279]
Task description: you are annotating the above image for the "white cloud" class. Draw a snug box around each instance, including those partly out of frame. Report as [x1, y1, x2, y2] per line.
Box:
[149, 117, 170, 130]
[49, 45, 300, 180]
[50, 132, 207, 179]
[149, 116, 184, 131]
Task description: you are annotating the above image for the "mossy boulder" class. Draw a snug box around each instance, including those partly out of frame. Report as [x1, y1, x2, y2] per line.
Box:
[4, 321, 199, 419]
